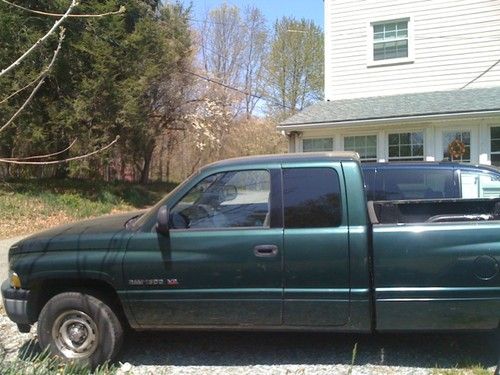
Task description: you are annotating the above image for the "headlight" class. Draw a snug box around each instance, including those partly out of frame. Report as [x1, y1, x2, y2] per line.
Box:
[9, 271, 21, 289]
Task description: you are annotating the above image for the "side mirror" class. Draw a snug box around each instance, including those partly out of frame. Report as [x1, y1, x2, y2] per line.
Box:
[156, 206, 170, 235]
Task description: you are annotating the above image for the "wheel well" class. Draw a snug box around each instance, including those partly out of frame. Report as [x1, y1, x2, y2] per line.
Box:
[30, 279, 130, 329]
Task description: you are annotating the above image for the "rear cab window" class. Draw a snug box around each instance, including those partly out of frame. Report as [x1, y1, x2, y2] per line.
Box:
[283, 168, 342, 228]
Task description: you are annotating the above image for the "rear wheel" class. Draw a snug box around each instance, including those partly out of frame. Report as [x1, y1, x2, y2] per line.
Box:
[37, 292, 123, 368]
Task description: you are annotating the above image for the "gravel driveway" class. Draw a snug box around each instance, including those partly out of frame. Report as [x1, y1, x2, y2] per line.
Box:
[0, 315, 497, 374]
[0, 236, 498, 374]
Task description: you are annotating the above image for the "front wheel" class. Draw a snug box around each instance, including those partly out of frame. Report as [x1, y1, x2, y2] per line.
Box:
[37, 292, 123, 368]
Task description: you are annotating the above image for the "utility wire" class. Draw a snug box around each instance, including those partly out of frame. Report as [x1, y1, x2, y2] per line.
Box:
[184, 70, 294, 110]
[0, 0, 125, 18]
[460, 58, 500, 90]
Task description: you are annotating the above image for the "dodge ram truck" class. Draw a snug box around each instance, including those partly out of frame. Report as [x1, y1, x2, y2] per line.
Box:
[3, 152, 500, 366]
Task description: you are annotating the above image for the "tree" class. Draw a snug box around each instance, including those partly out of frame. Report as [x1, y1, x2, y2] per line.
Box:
[265, 17, 324, 120]
[0, 1, 194, 183]
[241, 6, 269, 118]
[199, 4, 268, 118]
[0, 0, 124, 177]
[108, 3, 193, 183]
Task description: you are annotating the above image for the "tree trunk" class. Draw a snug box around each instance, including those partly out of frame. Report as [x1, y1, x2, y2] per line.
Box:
[140, 143, 155, 184]
[166, 158, 171, 182]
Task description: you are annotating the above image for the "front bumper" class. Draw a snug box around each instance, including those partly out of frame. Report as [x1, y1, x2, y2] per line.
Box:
[1, 280, 31, 324]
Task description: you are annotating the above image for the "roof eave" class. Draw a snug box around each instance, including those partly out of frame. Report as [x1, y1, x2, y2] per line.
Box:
[277, 109, 500, 132]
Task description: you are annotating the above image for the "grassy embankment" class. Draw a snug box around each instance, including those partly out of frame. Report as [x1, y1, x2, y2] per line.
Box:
[0, 179, 176, 239]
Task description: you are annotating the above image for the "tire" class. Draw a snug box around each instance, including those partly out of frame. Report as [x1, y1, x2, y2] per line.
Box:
[37, 292, 123, 368]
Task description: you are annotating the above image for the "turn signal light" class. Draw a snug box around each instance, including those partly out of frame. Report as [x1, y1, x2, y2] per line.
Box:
[10, 272, 21, 289]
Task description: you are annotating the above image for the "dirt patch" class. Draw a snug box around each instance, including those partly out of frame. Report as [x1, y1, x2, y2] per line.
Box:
[0, 211, 73, 239]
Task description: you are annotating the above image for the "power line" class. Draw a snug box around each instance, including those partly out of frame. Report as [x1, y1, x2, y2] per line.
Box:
[187, 17, 242, 28]
[460, 58, 500, 90]
[183, 70, 294, 110]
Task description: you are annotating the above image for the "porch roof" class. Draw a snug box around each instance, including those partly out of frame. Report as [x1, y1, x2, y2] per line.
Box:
[278, 87, 500, 129]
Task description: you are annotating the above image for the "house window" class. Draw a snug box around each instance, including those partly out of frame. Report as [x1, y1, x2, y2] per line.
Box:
[491, 127, 500, 166]
[302, 138, 334, 152]
[344, 135, 377, 161]
[443, 131, 470, 162]
[373, 20, 408, 61]
[388, 132, 424, 161]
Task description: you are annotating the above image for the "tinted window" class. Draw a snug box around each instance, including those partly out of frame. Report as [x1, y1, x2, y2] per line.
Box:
[171, 170, 270, 229]
[363, 168, 376, 201]
[283, 168, 342, 228]
[376, 168, 455, 200]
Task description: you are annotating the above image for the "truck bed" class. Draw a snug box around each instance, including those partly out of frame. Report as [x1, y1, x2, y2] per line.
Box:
[369, 198, 500, 331]
[369, 198, 500, 224]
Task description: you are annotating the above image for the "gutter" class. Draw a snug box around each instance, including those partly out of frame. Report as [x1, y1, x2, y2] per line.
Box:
[277, 110, 500, 132]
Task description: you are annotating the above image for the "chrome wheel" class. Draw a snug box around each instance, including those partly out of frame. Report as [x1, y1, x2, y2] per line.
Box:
[51, 310, 98, 359]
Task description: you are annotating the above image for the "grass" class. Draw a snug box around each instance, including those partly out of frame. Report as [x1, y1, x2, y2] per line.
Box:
[347, 342, 358, 375]
[0, 178, 177, 239]
[432, 366, 492, 375]
[0, 350, 117, 375]
[432, 357, 495, 375]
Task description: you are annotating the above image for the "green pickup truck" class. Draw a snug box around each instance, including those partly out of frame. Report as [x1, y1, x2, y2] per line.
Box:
[3, 152, 500, 366]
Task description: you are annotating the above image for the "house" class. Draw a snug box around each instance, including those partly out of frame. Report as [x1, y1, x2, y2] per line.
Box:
[278, 0, 500, 165]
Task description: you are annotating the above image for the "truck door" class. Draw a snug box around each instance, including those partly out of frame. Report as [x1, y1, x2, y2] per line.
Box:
[282, 165, 350, 326]
[124, 168, 284, 327]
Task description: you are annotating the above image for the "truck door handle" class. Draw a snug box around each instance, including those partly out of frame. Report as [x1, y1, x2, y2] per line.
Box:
[254, 245, 278, 257]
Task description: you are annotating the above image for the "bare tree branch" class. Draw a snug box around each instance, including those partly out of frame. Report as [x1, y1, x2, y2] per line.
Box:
[1, 139, 77, 160]
[0, 28, 65, 133]
[0, 136, 120, 165]
[0, 28, 65, 105]
[0, 74, 39, 105]
[0, 0, 77, 78]
[1, 0, 125, 18]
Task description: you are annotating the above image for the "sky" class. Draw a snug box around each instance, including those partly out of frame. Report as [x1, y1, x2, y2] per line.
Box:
[180, 0, 324, 28]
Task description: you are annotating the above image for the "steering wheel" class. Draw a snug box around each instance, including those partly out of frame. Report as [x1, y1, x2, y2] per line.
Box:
[186, 204, 215, 228]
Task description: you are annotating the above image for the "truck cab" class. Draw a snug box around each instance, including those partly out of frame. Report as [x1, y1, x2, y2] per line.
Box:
[123, 152, 370, 329]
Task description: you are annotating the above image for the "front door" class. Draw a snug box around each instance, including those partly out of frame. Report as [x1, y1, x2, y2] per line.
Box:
[124, 169, 283, 327]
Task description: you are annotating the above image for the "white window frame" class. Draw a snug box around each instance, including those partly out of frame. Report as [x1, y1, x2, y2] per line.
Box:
[490, 126, 500, 166]
[387, 131, 425, 161]
[343, 134, 378, 162]
[436, 126, 478, 164]
[301, 137, 335, 152]
[367, 17, 414, 67]
[442, 130, 472, 163]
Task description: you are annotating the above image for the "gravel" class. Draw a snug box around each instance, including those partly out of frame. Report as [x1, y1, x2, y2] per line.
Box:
[0, 235, 25, 281]
[0, 311, 497, 374]
[0, 236, 498, 374]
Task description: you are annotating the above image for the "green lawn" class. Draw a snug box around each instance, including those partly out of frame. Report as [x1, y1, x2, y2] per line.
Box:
[0, 178, 176, 239]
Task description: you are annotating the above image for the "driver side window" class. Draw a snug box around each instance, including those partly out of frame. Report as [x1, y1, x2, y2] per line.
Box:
[170, 170, 271, 229]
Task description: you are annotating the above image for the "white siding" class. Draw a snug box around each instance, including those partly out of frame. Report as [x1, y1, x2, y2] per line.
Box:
[325, 0, 500, 100]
